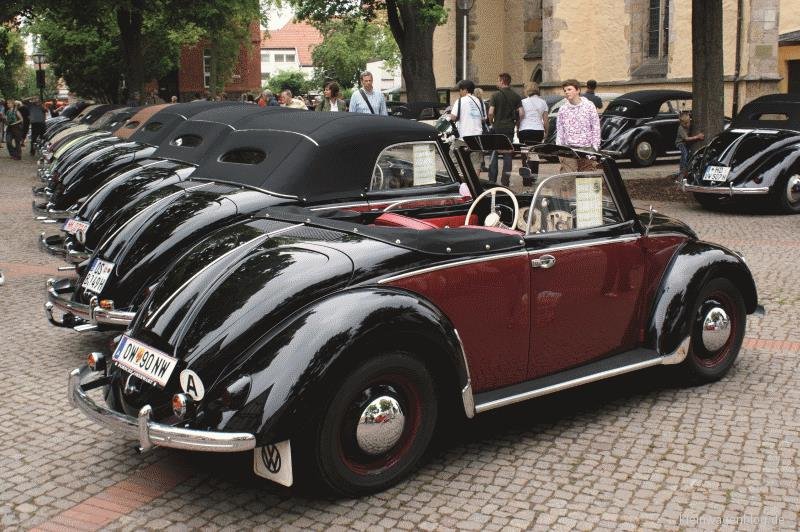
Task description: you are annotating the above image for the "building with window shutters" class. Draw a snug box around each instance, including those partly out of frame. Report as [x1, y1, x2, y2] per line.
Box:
[432, 0, 786, 113]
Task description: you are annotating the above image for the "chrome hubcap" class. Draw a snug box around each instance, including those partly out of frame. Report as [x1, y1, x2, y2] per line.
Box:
[701, 306, 731, 351]
[786, 174, 800, 205]
[636, 141, 653, 160]
[355, 395, 405, 455]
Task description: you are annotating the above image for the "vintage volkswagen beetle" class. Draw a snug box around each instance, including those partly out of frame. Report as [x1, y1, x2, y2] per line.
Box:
[681, 93, 800, 213]
[33, 102, 244, 220]
[70, 140, 761, 496]
[600, 90, 692, 166]
[46, 111, 469, 331]
[39, 105, 278, 263]
[37, 107, 133, 161]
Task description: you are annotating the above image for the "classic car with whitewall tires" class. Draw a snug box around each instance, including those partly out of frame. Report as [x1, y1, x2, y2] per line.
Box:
[38, 104, 270, 264]
[600, 90, 693, 166]
[33, 102, 242, 220]
[681, 93, 800, 213]
[46, 110, 470, 331]
[70, 139, 761, 496]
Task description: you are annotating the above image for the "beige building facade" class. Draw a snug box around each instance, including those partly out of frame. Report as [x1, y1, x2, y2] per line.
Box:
[433, 0, 787, 113]
[778, 0, 800, 93]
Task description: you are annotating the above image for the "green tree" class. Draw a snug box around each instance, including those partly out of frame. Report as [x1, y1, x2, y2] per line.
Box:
[267, 70, 312, 96]
[311, 20, 399, 89]
[286, 0, 447, 101]
[0, 26, 26, 98]
[18, 65, 60, 99]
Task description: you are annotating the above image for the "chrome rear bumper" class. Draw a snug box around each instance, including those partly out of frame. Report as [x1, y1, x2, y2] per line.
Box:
[681, 179, 770, 196]
[45, 278, 135, 328]
[38, 232, 89, 263]
[32, 200, 74, 220]
[69, 365, 256, 453]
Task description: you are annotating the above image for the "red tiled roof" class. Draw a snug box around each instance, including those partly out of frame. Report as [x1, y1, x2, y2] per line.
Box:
[260, 21, 322, 66]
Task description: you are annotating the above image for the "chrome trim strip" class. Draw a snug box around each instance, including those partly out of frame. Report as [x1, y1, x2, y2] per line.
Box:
[310, 193, 467, 212]
[661, 336, 690, 365]
[145, 223, 304, 326]
[474, 357, 665, 413]
[377, 250, 530, 284]
[234, 128, 319, 147]
[453, 329, 474, 419]
[526, 235, 640, 255]
[69, 366, 255, 453]
[681, 180, 769, 196]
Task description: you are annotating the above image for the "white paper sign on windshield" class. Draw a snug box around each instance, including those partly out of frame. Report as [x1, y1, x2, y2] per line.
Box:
[575, 177, 603, 229]
[412, 144, 437, 185]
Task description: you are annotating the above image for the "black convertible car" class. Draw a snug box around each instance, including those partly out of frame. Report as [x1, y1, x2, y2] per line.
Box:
[69, 139, 760, 496]
[600, 90, 692, 166]
[46, 110, 468, 331]
[682, 93, 800, 213]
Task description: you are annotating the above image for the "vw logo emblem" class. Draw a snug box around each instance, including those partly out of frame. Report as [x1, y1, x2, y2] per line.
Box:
[261, 444, 281, 473]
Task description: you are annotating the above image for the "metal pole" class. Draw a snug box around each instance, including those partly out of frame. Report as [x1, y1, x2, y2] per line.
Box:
[462, 12, 468, 80]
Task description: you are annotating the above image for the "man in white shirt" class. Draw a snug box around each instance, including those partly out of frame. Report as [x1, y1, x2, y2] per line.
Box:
[448, 79, 487, 174]
[349, 71, 388, 115]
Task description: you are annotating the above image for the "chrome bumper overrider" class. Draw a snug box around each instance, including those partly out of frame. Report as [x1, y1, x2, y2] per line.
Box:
[45, 278, 135, 328]
[38, 232, 89, 263]
[69, 365, 256, 453]
[32, 200, 74, 219]
[681, 179, 770, 196]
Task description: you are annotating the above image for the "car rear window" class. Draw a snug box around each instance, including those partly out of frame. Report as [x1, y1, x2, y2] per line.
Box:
[220, 148, 267, 165]
[144, 121, 163, 132]
[171, 134, 203, 147]
[124, 121, 140, 129]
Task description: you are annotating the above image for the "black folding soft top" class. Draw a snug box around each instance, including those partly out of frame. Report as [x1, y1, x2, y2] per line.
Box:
[78, 104, 121, 124]
[127, 101, 252, 147]
[731, 98, 800, 131]
[603, 90, 692, 119]
[190, 111, 440, 202]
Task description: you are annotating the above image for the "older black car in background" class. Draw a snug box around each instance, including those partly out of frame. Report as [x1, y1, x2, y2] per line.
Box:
[600, 90, 692, 166]
[46, 110, 469, 332]
[682, 93, 800, 213]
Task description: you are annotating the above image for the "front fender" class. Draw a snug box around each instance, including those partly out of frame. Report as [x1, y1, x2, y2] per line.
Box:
[646, 240, 758, 356]
[217, 287, 472, 445]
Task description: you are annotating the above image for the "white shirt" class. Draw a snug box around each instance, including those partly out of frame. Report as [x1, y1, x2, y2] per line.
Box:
[451, 95, 485, 137]
[518, 95, 548, 131]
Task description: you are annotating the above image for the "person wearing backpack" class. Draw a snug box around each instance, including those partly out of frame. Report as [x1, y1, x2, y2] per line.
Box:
[448, 79, 487, 174]
[487, 73, 523, 186]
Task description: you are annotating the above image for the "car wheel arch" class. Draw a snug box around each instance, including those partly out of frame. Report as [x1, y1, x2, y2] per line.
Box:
[646, 241, 758, 357]
[219, 287, 471, 446]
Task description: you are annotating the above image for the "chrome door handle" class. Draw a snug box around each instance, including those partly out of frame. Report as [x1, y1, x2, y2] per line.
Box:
[531, 254, 556, 269]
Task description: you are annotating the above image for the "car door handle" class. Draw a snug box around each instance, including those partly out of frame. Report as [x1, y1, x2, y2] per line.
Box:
[531, 254, 556, 269]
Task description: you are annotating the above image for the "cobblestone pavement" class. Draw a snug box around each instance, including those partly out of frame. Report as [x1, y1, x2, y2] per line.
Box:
[1, 150, 798, 531]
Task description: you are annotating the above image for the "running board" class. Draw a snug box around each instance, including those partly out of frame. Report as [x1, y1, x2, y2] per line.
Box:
[474, 348, 662, 413]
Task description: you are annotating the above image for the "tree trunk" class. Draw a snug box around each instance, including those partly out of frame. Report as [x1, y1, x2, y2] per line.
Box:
[691, 0, 724, 147]
[386, 0, 438, 101]
[117, 1, 145, 104]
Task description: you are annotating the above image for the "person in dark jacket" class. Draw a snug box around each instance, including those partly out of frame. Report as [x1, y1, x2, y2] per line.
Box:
[18, 100, 30, 148]
[315, 81, 348, 112]
[28, 98, 46, 155]
[583, 79, 602, 109]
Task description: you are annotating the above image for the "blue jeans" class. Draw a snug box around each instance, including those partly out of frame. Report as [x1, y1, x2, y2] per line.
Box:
[678, 143, 690, 173]
[488, 127, 514, 186]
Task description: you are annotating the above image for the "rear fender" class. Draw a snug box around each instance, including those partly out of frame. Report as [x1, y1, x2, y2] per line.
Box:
[646, 241, 758, 356]
[217, 287, 472, 445]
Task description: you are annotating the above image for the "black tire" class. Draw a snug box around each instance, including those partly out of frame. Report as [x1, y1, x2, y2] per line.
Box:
[680, 278, 746, 384]
[775, 172, 800, 214]
[306, 352, 438, 497]
[631, 137, 657, 167]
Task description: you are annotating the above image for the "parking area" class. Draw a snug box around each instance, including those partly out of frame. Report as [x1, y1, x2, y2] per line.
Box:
[1, 152, 798, 531]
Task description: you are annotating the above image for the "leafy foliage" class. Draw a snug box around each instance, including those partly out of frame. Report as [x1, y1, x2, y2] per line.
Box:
[0, 26, 26, 98]
[266, 70, 313, 96]
[311, 20, 399, 89]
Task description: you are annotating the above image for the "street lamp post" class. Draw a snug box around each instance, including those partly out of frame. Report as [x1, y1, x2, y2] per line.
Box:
[32, 52, 46, 102]
[457, 0, 475, 81]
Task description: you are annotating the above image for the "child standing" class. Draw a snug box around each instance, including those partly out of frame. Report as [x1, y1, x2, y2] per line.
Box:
[676, 111, 704, 178]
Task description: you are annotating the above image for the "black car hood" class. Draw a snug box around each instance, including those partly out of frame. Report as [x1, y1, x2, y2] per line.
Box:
[690, 128, 800, 185]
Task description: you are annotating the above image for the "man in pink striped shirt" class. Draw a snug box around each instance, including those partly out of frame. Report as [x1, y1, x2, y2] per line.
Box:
[556, 79, 601, 172]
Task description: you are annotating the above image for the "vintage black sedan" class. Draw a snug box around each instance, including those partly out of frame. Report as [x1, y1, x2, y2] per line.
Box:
[681, 93, 800, 213]
[69, 140, 761, 496]
[600, 90, 692, 166]
[46, 111, 469, 331]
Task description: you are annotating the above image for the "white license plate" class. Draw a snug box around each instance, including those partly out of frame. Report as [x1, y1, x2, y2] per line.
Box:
[112, 336, 177, 388]
[704, 166, 730, 182]
[81, 258, 114, 294]
[63, 218, 90, 235]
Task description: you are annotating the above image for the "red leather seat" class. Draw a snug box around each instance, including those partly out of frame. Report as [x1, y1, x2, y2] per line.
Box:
[374, 213, 439, 230]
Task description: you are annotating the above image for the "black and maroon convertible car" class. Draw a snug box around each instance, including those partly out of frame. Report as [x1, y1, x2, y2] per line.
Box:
[69, 138, 761, 496]
[682, 93, 800, 213]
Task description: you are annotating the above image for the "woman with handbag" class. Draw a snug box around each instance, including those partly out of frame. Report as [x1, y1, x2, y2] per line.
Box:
[5, 99, 23, 160]
[448, 79, 488, 174]
[518, 82, 549, 185]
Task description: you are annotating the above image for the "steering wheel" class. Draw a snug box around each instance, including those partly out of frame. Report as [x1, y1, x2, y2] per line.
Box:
[465, 187, 520, 228]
